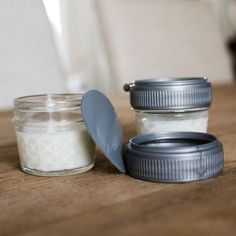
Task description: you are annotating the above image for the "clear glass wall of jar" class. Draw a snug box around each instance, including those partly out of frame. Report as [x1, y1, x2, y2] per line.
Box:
[12, 94, 95, 176]
[134, 108, 209, 134]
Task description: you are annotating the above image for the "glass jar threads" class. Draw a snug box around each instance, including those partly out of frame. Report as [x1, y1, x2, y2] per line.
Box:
[12, 94, 95, 176]
[123, 78, 212, 134]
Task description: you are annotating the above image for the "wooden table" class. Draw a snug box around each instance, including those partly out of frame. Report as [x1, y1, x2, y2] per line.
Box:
[0, 85, 236, 236]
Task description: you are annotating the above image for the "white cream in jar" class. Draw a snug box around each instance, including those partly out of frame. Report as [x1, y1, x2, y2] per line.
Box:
[16, 126, 94, 173]
[12, 94, 95, 176]
[134, 109, 209, 134]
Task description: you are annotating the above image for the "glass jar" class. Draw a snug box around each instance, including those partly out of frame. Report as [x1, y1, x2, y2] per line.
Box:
[124, 78, 212, 134]
[12, 94, 95, 176]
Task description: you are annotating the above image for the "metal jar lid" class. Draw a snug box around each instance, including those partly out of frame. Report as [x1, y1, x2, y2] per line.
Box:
[123, 77, 212, 110]
[126, 132, 224, 183]
[81, 90, 223, 183]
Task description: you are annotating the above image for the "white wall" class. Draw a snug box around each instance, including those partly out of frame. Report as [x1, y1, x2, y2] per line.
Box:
[97, 0, 233, 91]
[0, 0, 65, 109]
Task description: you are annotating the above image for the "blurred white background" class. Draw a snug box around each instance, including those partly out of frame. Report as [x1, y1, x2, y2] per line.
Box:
[0, 0, 236, 108]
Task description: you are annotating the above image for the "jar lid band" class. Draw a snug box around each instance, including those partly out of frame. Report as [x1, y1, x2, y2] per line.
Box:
[124, 77, 212, 110]
[126, 132, 224, 182]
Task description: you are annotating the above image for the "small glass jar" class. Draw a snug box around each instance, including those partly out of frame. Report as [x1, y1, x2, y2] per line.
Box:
[124, 78, 212, 134]
[12, 94, 95, 176]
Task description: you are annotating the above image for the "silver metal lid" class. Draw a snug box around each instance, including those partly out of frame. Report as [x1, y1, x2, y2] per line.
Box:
[81, 90, 126, 173]
[124, 77, 212, 110]
[81, 90, 223, 183]
[126, 132, 224, 182]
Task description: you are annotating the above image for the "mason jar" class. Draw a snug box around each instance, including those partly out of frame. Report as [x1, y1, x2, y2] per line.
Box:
[12, 94, 95, 176]
[123, 78, 212, 134]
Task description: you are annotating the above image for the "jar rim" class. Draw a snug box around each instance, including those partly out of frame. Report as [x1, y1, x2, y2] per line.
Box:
[14, 94, 83, 112]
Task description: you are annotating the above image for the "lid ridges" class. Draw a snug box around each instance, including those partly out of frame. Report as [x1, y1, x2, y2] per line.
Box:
[126, 152, 223, 182]
[126, 132, 224, 183]
[126, 78, 212, 110]
[130, 87, 211, 110]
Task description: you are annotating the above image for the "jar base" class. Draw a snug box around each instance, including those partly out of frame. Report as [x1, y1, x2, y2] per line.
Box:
[20, 162, 95, 177]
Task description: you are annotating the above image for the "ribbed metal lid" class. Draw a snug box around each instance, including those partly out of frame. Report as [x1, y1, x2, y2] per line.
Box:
[123, 77, 212, 110]
[126, 132, 224, 182]
[81, 90, 223, 183]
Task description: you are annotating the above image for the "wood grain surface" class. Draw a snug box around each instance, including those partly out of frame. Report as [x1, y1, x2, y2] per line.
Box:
[0, 85, 236, 236]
